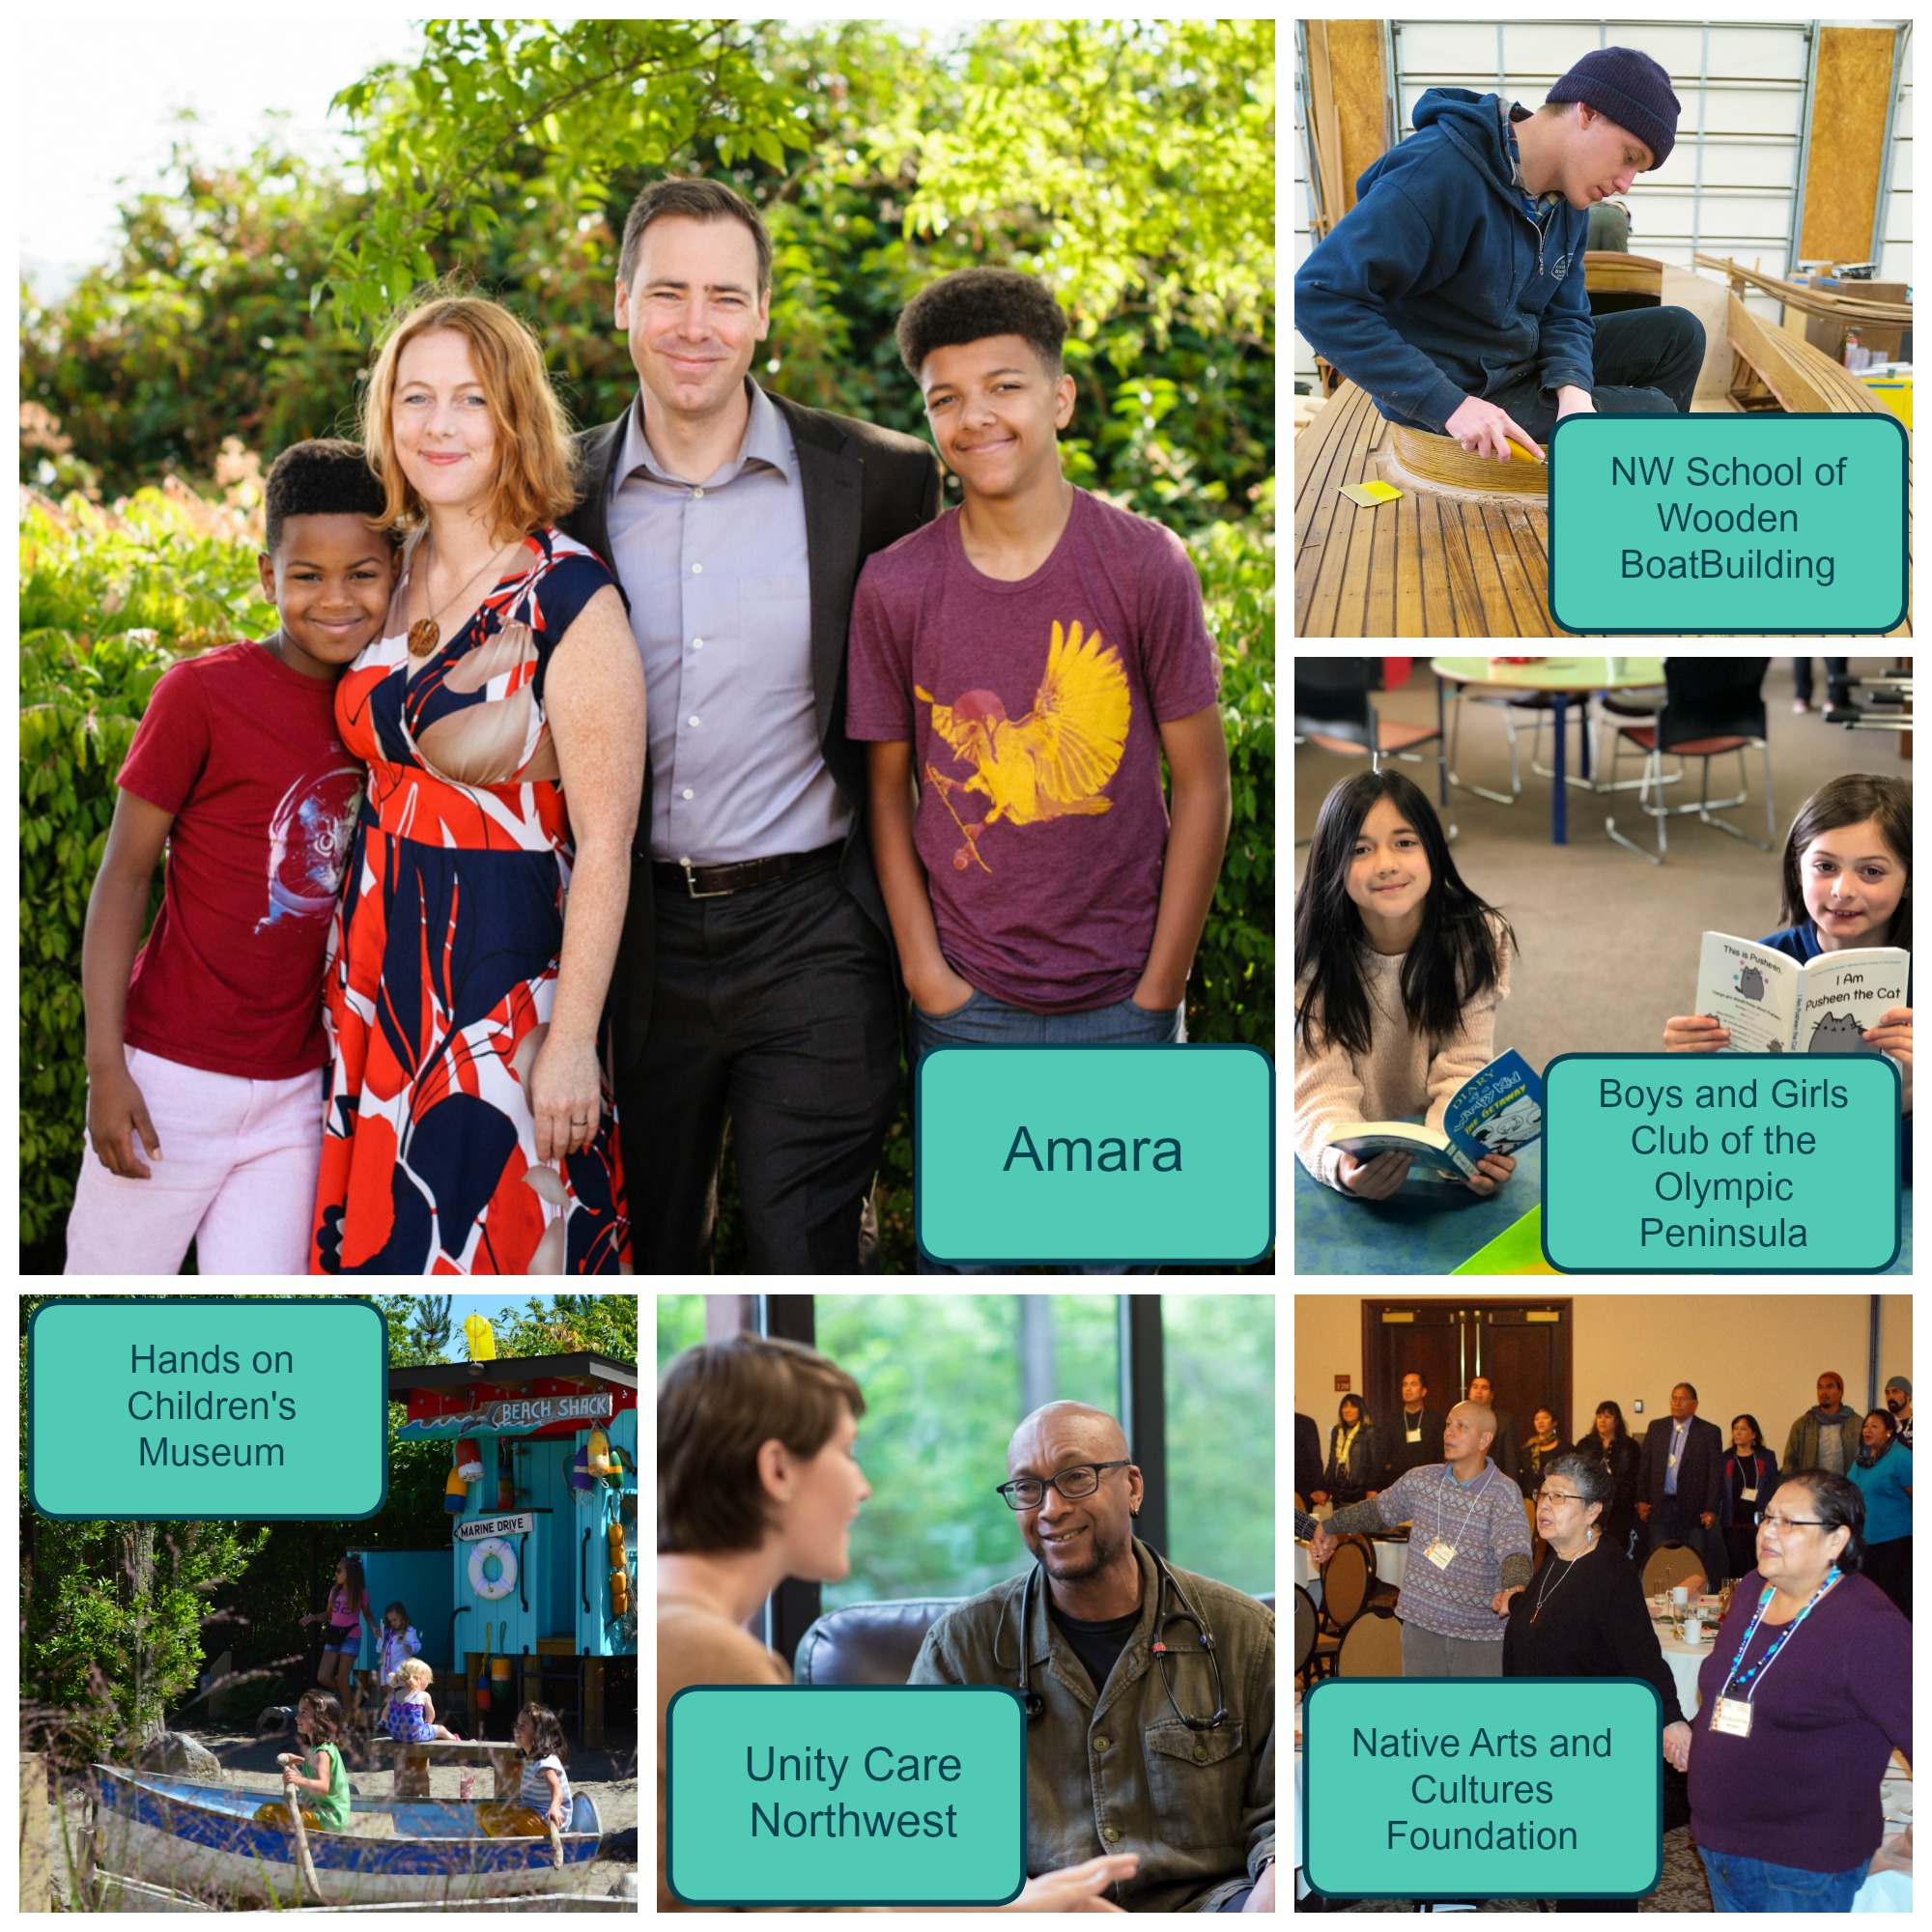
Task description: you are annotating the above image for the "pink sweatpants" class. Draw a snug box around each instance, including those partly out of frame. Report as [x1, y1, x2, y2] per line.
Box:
[65, 1046, 323, 1275]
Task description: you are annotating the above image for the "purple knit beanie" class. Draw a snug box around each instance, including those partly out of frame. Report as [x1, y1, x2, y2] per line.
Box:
[1546, 46, 1679, 171]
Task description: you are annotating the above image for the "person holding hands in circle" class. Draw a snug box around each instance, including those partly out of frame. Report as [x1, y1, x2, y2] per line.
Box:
[1673, 1472, 1911, 1912]
[1313, 1401, 1531, 1676]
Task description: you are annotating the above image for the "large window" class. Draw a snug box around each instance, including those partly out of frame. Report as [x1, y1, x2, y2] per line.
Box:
[655, 1293, 1274, 1610]
[1165, 1294, 1274, 1597]
[816, 1294, 1121, 1607]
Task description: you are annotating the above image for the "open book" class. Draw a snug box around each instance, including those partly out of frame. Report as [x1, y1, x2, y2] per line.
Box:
[1694, 934, 1910, 1055]
[1323, 1049, 1545, 1182]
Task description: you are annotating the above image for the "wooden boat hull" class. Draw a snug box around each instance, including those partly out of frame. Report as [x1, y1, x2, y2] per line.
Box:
[91, 1766, 602, 1907]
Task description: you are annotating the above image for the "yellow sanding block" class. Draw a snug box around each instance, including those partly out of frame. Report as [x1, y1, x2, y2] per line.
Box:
[1339, 479, 1403, 507]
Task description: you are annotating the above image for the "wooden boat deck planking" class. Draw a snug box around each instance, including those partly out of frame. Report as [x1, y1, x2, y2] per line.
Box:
[1297, 318, 1911, 639]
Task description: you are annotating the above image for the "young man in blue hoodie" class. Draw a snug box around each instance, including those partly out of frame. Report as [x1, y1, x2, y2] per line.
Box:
[1296, 46, 1704, 464]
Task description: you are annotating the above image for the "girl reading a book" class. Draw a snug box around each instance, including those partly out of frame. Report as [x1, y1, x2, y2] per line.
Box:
[1294, 769, 1522, 1198]
[1662, 773, 1912, 1181]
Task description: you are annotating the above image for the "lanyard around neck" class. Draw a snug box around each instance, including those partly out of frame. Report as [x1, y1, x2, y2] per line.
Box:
[1718, 1569, 1842, 1704]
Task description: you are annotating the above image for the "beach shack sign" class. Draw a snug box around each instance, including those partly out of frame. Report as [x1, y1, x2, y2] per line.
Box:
[479, 1394, 611, 1430]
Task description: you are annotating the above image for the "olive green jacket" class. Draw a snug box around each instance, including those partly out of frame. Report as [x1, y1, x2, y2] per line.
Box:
[908, 1540, 1274, 1912]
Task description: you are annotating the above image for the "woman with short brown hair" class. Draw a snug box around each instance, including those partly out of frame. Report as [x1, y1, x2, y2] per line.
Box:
[655, 1334, 1136, 1912]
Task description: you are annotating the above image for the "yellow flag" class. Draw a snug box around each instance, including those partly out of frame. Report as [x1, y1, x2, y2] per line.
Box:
[462, 1315, 497, 1362]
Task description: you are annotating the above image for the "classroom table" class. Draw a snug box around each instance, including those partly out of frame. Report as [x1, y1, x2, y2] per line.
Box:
[1429, 657, 1668, 844]
[1296, 1135, 1915, 1275]
[1295, 1136, 1547, 1272]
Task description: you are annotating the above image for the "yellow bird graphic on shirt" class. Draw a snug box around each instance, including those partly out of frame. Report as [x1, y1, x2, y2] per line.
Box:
[916, 621, 1131, 871]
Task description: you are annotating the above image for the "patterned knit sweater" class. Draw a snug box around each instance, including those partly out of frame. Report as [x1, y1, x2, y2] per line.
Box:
[1293, 918, 1513, 1191]
[1326, 1458, 1533, 1641]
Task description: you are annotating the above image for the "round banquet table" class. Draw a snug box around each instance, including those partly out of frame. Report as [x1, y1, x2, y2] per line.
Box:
[1428, 656, 1668, 844]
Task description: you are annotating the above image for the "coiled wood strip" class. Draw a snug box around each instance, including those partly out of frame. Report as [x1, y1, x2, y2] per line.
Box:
[1386, 423, 1549, 498]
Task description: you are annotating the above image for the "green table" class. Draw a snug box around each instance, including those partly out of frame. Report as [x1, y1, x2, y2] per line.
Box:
[1430, 657, 1667, 843]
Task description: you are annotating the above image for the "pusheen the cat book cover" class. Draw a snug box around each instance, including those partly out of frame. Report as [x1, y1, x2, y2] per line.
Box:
[1324, 1049, 1546, 1181]
[1694, 933, 1911, 1055]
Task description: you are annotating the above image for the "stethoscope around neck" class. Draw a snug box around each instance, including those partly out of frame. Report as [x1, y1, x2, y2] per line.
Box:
[1009, 1533, 1228, 1732]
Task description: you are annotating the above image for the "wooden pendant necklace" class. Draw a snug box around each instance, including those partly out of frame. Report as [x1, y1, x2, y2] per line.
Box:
[407, 530, 520, 659]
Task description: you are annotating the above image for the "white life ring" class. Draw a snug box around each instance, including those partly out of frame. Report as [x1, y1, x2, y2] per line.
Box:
[468, 1537, 517, 1602]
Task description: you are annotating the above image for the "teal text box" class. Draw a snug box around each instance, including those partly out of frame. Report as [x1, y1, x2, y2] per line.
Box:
[29, 1298, 387, 1519]
[1303, 1678, 1662, 1899]
[667, 1686, 1025, 1906]
[1543, 1054, 1900, 1270]
[1547, 412, 1908, 634]
[915, 1045, 1273, 1265]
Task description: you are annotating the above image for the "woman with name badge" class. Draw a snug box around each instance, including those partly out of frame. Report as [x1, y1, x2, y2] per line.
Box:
[1501, 1453, 1690, 1912]
[1719, 1415, 1778, 1585]
[1677, 1472, 1911, 1914]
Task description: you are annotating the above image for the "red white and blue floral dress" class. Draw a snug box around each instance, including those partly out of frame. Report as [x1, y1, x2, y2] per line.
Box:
[311, 526, 629, 1273]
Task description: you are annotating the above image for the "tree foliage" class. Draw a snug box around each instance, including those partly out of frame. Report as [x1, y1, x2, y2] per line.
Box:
[17, 18, 1274, 1270]
[21, 20, 1272, 530]
[21, 1292, 636, 1753]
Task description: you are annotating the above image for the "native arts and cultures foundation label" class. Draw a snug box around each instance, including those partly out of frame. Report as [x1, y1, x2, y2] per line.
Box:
[1302, 1679, 1663, 1899]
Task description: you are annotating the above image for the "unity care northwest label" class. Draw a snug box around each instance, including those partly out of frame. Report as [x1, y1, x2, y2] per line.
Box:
[667, 1686, 1027, 1906]
[1541, 1053, 1902, 1271]
[1302, 1679, 1663, 1900]
[1547, 413, 1908, 635]
[28, 1298, 386, 1519]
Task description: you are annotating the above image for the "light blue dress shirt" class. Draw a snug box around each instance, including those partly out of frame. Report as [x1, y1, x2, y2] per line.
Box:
[605, 381, 853, 865]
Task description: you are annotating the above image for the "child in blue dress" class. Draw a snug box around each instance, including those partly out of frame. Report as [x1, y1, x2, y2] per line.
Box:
[384, 1657, 460, 1743]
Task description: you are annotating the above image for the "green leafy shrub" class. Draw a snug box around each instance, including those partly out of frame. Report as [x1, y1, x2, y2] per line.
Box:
[19, 483, 1269, 1271]
[18, 483, 275, 1255]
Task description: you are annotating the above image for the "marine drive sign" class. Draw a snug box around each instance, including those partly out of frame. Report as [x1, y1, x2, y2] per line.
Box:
[473, 1394, 612, 1429]
[457, 1513, 534, 1542]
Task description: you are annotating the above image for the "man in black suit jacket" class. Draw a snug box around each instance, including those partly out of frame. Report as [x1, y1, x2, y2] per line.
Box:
[1383, 1370, 1447, 1487]
[1635, 1381, 1726, 1582]
[1294, 1411, 1325, 1505]
[561, 178, 940, 1271]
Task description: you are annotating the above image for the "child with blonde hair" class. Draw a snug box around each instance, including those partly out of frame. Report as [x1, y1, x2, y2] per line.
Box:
[384, 1657, 460, 1744]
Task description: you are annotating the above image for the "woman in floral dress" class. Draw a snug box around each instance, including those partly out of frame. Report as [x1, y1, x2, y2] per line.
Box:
[312, 295, 645, 1272]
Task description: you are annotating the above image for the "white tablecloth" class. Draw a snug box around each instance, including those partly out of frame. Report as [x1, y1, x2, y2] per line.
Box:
[1295, 1536, 1406, 1607]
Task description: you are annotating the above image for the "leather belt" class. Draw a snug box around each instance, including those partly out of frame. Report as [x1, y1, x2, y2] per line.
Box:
[650, 840, 842, 900]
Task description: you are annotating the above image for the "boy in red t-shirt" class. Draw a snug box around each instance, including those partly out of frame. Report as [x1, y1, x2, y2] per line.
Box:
[70, 440, 399, 1273]
[846, 269, 1233, 1272]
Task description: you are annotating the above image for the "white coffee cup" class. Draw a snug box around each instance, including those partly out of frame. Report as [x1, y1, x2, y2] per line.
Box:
[1685, 1614, 1704, 1643]
[1671, 1586, 1690, 1607]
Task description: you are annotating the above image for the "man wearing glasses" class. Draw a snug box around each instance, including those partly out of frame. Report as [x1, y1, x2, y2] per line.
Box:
[908, 1402, 1276, 1912]
[1311, 1401, 1532, 1676]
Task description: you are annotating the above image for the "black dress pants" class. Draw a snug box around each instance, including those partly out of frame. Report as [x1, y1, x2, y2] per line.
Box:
[618, 852, 901, 1272]
[1483, 306, 1707, 442]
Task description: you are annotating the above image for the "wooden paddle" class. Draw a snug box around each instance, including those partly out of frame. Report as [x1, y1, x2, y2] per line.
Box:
[278, 1762, 328, 1906]
[546, 1813, 565, 1870]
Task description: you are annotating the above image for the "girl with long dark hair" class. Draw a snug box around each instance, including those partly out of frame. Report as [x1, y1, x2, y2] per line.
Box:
[1294, 768, 1521, 1198]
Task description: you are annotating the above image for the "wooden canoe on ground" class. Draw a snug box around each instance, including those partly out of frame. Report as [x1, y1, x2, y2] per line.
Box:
[89, 1765, 603, 1908]
[1295, 291, 1911, 638]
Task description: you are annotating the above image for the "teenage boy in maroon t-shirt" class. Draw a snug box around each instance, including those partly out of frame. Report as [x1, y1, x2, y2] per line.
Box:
[847, 269, 1232, 1270]
[71, 440, 399, 1273]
